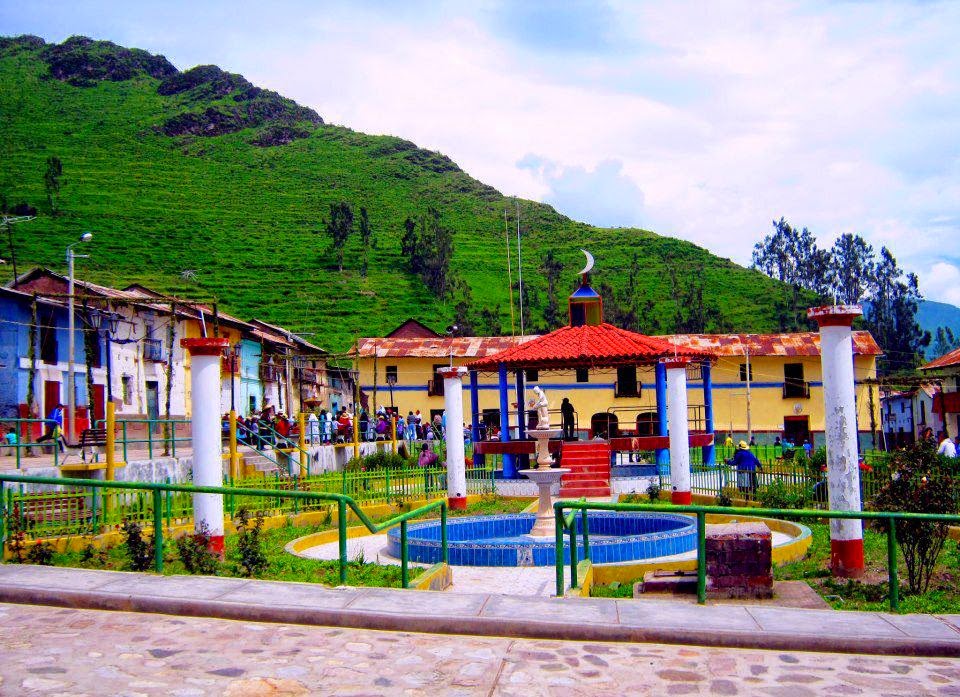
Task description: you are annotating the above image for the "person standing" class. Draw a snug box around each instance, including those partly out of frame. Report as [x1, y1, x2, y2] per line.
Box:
[560, 398, 575, 441]
[406, 411, 417, 442]
[727, 441, 762, 499]
[307, 411, 320, 445]
[36, 403, 64, 452]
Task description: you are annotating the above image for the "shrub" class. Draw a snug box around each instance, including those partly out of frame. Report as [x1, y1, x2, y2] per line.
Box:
[120, 519, 153, 571]
[345, 450, 412, 472]
[175, 521, 220, 575]
[757, 479, 809, 510]
[233, 508, 267, 578]
[871, 440, 955, 594]
[646, 482, 662, 502]
[26, 541, 54, 565]
[4, 506, 27, 563]
[715, 489, 733, 507]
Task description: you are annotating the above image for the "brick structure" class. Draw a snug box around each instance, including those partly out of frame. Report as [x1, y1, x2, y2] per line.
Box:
[705, 522, 773, 599]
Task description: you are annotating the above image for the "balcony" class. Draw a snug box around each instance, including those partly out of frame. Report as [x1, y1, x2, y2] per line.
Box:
[296, 367, 320, 384]
[143, 338, 166, 362]
[783, 380, 811, 399]
[614, 381, 641, 398]
[260, 364, 281, 382]
[427, 378, 445, 397]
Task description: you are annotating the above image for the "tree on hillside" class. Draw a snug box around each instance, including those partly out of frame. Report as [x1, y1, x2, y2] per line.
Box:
[359, 207, 372, 278]
[932, 327, 959, 358]
[478, 305, 503, 336]
[830, 233, 875, 304]
[400, 217, 417, 261]
[323, 201, 354, 272]
[865, 248, 930, 373]
[403, 207, 457, 298]
[43, 156, 63, 215]
[540, 250, 564, 329]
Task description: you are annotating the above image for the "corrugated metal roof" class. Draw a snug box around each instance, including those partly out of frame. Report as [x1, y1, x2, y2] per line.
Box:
[357, 335, 536, 359]
[921, 347, 960, 371]
[658, 331, 882, 357]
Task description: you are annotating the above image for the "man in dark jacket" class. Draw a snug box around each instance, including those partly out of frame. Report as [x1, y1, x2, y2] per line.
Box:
[560, 398, 575, 441]
[728, 440, 762, 498]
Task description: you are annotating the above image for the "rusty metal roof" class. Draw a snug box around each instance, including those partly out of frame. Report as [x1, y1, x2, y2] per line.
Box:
[357, 335, 536, 359]
[658, 331, 882, 357]
[921, 347, 960, 371]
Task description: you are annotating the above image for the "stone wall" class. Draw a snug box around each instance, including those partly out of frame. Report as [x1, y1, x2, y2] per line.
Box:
[705, 522, 773, 599]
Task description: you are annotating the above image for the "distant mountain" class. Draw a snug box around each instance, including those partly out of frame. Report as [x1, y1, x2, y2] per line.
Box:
[0, 34, 802, 351]
[918, 299, 960, 358]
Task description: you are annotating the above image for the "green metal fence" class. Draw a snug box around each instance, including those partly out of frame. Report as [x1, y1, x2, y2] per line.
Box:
[1, 461, 494, 541]
[0, 418, 63, 468]
[0, 473, 448, 587]
[554, 499, 960, 612]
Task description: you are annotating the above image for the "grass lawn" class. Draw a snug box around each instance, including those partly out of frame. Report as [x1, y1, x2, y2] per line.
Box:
[29, 495, 534, 588]
[590, 515, 960, 613]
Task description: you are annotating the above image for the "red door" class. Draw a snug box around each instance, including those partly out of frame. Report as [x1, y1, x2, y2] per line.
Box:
[43, 380, 61, 438]
[92, 384, 106, 424]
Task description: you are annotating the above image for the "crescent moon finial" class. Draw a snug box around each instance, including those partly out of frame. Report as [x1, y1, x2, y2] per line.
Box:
[578, 249, 595, 276]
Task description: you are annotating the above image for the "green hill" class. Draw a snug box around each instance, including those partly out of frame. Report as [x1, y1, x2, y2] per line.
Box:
[0, 34, 795, 352]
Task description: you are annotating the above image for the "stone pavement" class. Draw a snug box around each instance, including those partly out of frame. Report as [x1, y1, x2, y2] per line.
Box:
[3, 565, 960, 658]
[2, 602, 960, 696]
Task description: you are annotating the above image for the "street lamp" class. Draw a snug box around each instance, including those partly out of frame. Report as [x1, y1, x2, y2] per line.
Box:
[66, 232, 93, 441]
[291, 355, 307, 414]
[87, 308, 121, 405]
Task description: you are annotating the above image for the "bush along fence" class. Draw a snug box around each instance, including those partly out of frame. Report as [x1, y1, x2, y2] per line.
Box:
[0, 473, 448, 587]
[1, 460, 493, 541]
[553, 499, 960, 612]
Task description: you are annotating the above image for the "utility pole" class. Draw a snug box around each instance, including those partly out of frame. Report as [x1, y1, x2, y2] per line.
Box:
[2, 215, 35, 284]
[745, 346, 752, 443]
[504, 209, 515, 336]
[516, 201, 524, 336]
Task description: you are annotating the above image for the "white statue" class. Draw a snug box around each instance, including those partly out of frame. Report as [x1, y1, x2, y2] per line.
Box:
[529, 385, 550, 429]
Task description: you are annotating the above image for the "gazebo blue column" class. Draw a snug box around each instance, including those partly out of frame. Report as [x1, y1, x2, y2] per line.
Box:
[514, 370, 527, 471]
[702, 360, 715, 466]
[469, 370, 483, 466]
[498, 362, 516, 478]
[655, 362, 669, 470]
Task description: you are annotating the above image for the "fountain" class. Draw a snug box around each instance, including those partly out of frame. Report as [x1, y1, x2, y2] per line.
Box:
[522, 385, 568, 536]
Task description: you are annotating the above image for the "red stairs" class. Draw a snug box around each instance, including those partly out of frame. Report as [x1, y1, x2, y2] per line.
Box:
[559, 441, 611, 498]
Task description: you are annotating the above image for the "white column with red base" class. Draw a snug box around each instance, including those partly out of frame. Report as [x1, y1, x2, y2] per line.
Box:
[665, 358, 692, 505]
[440, 366, 468, 510]
[182, 337, 230, 557]
[808, 305, 865, 577]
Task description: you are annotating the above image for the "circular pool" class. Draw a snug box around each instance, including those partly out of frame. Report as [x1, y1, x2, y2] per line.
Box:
[385, 512, 697, 567]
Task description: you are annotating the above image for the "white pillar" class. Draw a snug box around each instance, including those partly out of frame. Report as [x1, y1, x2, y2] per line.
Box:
[440, 366, 468, 510]
[665, 358, 691, 505]
[182, 337, 230, 557]
[808, 305, 864, 577]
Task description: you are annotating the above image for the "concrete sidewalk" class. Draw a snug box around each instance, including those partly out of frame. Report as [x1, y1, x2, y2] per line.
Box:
[2, 564, 960, 657]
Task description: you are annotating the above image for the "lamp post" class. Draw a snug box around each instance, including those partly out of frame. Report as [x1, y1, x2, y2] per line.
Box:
[291, 355, 307, 415]
[87, 308, 121, 404]
[66, 232, 93, 442]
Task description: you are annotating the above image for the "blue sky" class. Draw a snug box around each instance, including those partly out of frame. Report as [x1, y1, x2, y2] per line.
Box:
[3, 0, 960, 305]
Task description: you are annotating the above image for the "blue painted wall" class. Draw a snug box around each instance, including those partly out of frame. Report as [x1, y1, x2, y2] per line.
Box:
[238, 339, 263, 416]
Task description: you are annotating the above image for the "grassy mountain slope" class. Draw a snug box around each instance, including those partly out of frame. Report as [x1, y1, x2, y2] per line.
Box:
[0, 35, 793, 352]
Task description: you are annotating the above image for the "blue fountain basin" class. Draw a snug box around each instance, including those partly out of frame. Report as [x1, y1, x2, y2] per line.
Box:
[386, 512, 696, 567]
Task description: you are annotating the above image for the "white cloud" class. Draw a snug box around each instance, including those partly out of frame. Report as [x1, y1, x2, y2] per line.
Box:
[7, 0, 960, 306]
[924, 262, 960, 306]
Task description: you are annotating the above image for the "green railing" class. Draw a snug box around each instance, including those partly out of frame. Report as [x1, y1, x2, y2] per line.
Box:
[554, 499, 960, 612]
[90, 418, 191, 461]
[0, 418, 63, 468]
[2, 462, 494, 540]
[0, 473, 448, 587]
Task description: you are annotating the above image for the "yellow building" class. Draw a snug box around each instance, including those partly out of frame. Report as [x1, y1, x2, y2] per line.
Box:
[356, 320, 882, 449]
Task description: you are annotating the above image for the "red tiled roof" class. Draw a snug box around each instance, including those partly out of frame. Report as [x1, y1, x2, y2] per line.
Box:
[922, 347, 960, 371]
[357, 335, 535, 359]
[468, 323, 711, 371]
[659, 331, 882, 357]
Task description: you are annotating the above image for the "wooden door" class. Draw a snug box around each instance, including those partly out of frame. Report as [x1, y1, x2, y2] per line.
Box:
[92, 384, 106, 424]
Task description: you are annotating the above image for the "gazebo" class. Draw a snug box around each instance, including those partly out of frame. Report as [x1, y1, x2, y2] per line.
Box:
[467, 265, 715, 503]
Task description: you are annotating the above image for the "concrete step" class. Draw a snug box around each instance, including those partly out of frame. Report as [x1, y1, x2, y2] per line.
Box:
[560, 486, 612, 497]
[561, 455, 611, 464]
[560, 475, 610, 486]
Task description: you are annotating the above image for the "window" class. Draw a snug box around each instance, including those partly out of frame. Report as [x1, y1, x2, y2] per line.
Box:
[576, 367, 589, 383]
[524, 369, 538, 382]
[920, 401, 926, 424]
[615, 366, 639, 397]
[900, 401, 905, 413]
[249, 395, 257, 415]
[121, 376, 133, 405]
[783, 363, 809, 398]
[738, 363, 753, 382]
[385, 366, 398, 384]
[40, 311, 58, 365]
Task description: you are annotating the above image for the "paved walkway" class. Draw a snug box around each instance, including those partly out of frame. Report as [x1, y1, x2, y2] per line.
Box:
[2, 565, 960, 658]
[3, 602, 960, 696]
